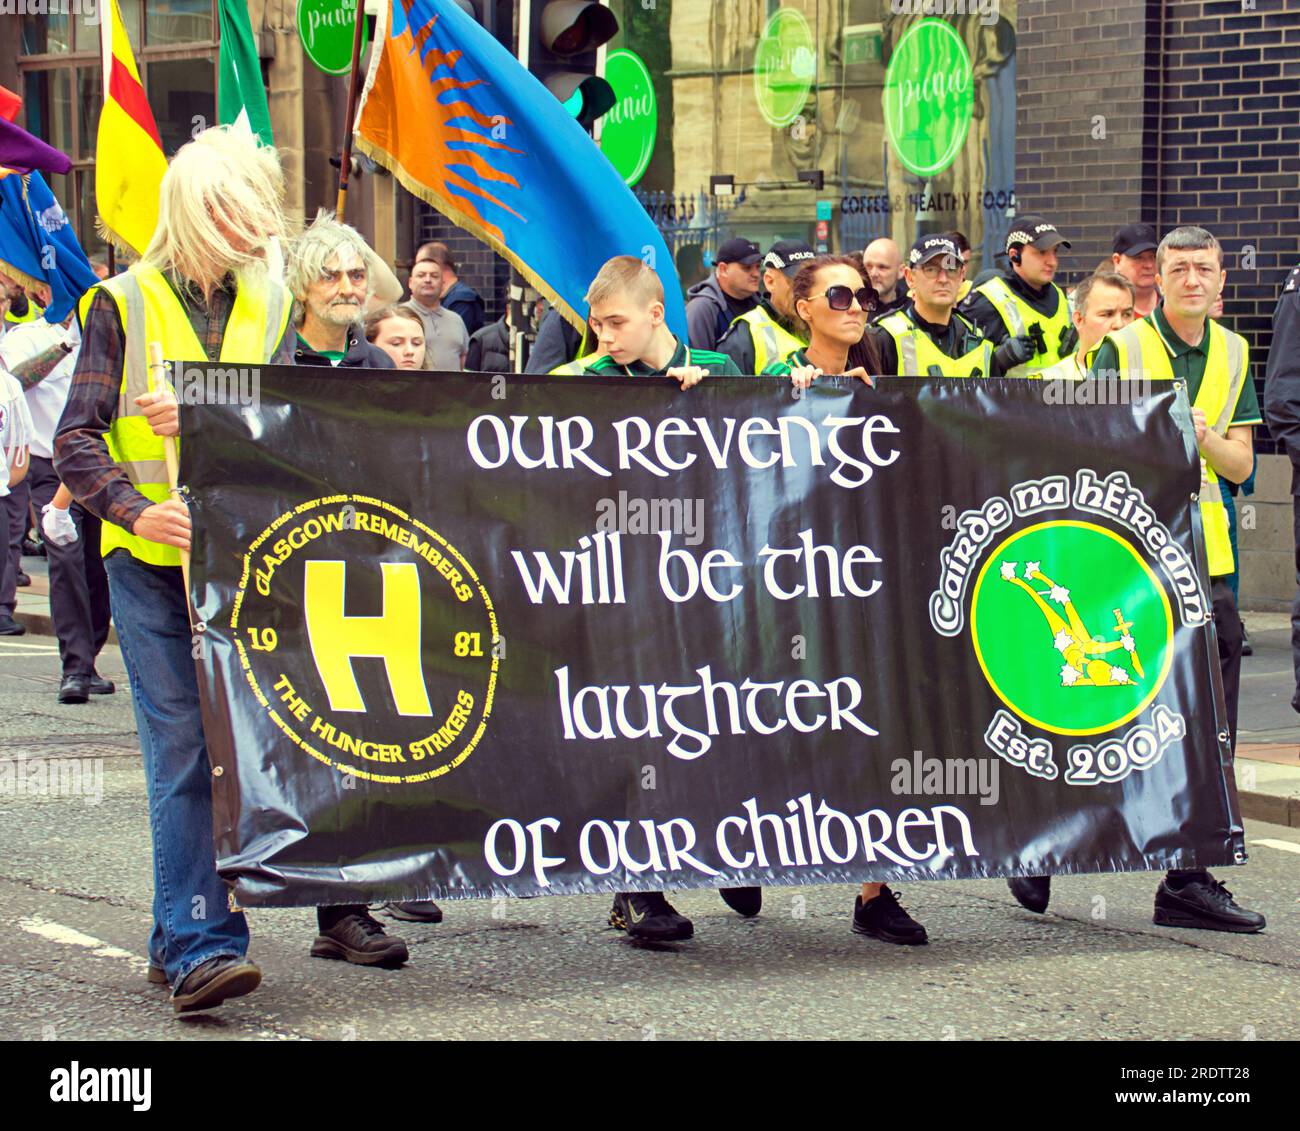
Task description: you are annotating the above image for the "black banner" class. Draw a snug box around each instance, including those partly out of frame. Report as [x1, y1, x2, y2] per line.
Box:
[182, 369, 1245, 906]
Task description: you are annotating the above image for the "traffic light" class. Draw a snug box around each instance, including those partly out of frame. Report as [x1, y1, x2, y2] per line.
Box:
[529, 1, 619, 131]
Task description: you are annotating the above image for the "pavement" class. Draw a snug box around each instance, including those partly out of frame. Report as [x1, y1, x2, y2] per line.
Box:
[2, 552, 1298, 1040]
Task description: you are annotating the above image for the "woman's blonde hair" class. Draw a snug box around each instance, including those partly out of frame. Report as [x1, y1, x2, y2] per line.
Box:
[141, 125, 288, 296]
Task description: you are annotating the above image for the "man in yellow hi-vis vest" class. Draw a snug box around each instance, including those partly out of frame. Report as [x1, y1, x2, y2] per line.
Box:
[1009, 227, 1264, 935]
[53, 127, 295, 1014]
[717, 239, 813, 375]
[960, 214, 1075, 377]
[872, 235, 995, 377]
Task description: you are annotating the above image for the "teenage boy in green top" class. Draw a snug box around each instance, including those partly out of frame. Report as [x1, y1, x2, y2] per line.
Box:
[583, 256, 742, 383]
[579, 256, 750, 942]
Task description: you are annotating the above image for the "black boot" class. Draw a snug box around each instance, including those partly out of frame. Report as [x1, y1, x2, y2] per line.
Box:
[1007, 875, 1051, 913]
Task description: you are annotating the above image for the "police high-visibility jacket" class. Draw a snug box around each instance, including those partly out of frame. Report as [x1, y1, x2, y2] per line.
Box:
[1104, 317, 1249, 577]
[728, 306, 806, 373]
[876, 308, 994, 377]
[77, 263, 292, 568]
[971, 276, 1071, 377]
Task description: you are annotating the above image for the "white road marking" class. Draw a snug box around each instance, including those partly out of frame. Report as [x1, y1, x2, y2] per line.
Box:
[0, 643, 61, 655]
[1249, 838, 1300, 855]
[17, 915, 147, 968]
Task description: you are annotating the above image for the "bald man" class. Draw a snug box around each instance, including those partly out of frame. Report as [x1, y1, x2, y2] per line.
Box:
[864, 238, 907, 322]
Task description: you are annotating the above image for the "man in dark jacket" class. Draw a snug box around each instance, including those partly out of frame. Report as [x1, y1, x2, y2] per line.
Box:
[1264, 261, 1300, 712]
[684, 237, 762, 350]
[466, 315, 510, 372]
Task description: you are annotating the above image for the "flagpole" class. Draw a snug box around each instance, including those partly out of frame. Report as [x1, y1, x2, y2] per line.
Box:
[335, 1, 368, 221]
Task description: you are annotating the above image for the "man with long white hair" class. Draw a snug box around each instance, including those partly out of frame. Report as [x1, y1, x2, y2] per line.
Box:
[54, 125, 295, 1014]
[289, 211, 401, 368]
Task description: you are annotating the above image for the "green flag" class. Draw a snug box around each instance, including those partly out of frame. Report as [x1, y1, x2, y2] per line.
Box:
[218, 1, 273, 146]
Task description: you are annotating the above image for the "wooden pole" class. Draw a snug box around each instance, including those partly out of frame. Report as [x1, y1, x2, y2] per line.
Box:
[147, 341, 190, 600]
[335, 1, 369, 221]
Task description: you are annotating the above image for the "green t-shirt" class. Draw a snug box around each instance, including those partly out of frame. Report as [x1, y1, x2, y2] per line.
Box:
[1089, 306, 1262, 426]
[584, 336, 741, 377]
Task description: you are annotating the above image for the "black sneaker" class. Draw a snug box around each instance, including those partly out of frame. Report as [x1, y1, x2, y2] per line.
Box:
[1007, 875, 1051, 913]
[311, 911, 410, 965]
[719, 886, 762, 917]
[852, 887, 928, 945]
[383, 900, 443, 924]
[1240, 623, 1253, 657]
[171, 955, 261, 1014]
[609, 892, 693, 942]
[1154, 873, 1266, 933]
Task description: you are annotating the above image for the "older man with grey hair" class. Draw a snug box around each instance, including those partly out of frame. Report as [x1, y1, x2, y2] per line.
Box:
[288, 211, 402, 368]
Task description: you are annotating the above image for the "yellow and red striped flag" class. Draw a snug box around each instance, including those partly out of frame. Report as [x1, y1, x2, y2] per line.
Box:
[95, 0, 167, 255]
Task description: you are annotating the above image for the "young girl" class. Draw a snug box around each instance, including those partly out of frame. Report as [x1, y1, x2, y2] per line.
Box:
[763, 254, 928, 946]
[364, 304, 429, 370]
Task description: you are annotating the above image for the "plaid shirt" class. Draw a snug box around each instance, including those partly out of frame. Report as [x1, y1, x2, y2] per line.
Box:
[53, 273, 296, 533]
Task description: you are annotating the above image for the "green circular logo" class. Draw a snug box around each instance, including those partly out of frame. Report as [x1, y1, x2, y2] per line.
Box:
[600, 49, 658, 187]
[297, 0, 368, 76]
[970, 522, 1174, 737]
[753, 8, 816, 128]
[882, 19, 974, 177]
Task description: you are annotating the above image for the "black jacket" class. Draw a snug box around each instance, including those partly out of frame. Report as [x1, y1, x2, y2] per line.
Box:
[467, 316, 510, 372]
[293, 323, 396, 368]
[1264, 264, 1300, 495]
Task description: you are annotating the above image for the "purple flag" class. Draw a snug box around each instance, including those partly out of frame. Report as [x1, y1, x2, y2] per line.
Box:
[0, 117, 71, 176]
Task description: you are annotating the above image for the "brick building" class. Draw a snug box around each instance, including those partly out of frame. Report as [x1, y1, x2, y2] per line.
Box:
[1017, 0, 1300, 608]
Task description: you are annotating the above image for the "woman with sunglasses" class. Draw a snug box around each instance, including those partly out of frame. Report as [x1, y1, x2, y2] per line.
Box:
[762, 255, 929, 946]
[760, 255, 882, 386]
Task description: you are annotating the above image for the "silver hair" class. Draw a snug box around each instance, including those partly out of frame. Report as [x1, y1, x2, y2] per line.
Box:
[286, 211, 379, 309]
[1156, 226, 1222, 274]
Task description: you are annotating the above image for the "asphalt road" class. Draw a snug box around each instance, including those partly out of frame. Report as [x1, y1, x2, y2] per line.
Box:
[1, 634, 1297, 1041]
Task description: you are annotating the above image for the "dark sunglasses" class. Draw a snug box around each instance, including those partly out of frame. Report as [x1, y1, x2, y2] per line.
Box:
[810, 285, 875, 312]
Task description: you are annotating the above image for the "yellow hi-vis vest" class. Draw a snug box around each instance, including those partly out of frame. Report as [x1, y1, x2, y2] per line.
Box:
[730, 306, 806, 373]
[550, 350, 604, 376]
[972, 276, 1072, 377]
[876, 309, 994, 377]
[1104, 317, 1249, 577]
[78, 263, 292, 568]
[5, 300, 44, 325]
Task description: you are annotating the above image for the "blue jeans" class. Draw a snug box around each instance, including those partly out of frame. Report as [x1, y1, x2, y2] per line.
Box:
[104, 550, 249, 983]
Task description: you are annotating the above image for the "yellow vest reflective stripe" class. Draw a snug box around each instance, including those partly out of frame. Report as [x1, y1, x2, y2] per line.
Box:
[876, 310, 993, 378]
[974, 277, 1071, 377]
[550, 350, 603, 376]
[731, 307, 806, 373]
[81, 264, 292, 568]
[1106, 318, 1249, 577]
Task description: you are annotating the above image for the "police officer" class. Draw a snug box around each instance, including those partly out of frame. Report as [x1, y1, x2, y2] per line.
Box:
[717, 239, 812, 375]
[871, 234, 993, 377]
[1263, 261, 1300, 713]
[960, 214, 1074, 376]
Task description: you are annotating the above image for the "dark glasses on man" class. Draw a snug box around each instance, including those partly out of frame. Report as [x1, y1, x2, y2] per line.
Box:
[809, 285, 875, 312]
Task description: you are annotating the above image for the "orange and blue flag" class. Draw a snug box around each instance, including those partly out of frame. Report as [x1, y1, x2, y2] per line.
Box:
[355, 0, 685, 337]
